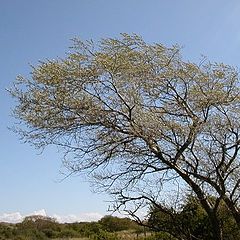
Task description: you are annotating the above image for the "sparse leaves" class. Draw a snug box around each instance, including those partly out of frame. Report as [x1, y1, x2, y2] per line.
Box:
[10, 34, 240, 239]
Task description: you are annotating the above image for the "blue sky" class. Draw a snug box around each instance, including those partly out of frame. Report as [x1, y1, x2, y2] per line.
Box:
[1, 0, 240, 222]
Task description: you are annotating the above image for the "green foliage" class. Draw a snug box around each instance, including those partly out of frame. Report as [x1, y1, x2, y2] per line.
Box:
[90, 229, 119, 240]
[0, 215, 140, 239]
[0, 224, 15, 239]
[99, 215, 138, 232]
[148, 196, 239, 240]
[0, 210, 239, 239]
[144, 232, 178, 240]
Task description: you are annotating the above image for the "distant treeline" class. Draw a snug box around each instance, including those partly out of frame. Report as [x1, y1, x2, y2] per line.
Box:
[1, 196, 240, 240]
[0, 215, 145, 240]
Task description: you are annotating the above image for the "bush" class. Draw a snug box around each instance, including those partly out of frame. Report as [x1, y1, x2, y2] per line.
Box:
[99, 215, 138, 232]
[91, 229, 119, 240]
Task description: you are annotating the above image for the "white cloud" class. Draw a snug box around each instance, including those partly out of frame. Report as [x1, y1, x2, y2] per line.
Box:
[30, 209, 47, 217]
[82, 212, 103, 221]
[0, 212, 23, 223]
[53, 212, 103, 223]
[0, 210, 103, 223]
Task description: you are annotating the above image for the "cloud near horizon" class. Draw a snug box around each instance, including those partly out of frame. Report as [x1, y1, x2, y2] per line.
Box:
[0, 209, 103, 223]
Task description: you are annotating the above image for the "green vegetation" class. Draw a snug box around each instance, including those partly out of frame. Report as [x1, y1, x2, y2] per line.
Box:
[0, 215, 143, 240]
[1, 197, 239, 240]
[148, 196, 240, 240]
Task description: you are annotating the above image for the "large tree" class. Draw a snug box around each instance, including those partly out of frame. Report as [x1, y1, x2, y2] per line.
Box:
[10, 34, 240, 240]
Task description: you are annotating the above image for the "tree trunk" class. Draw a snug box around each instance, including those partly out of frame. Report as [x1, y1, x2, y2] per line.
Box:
[155, 154, 224, 240]
[209, 212, 223, 240]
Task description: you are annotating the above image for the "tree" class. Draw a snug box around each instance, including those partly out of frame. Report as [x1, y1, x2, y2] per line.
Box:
[99, 215, 137, 232]
[148, 195, 240, 240]
[148, 196, 212, 240]
[10, 34, 240, 240]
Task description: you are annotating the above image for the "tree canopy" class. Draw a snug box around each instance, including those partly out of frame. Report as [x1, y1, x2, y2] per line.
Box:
[10, 34, 240, 240]
[148, 195, 240, 240]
